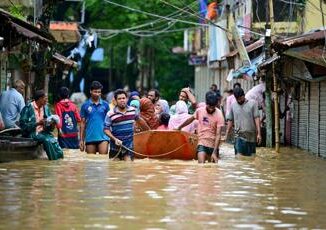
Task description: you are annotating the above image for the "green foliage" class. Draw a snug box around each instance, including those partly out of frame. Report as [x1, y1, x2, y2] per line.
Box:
[82, 0, 196, 100]
[9, 5, 26, 20]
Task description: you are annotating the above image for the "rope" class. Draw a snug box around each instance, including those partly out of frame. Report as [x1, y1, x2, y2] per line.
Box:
[110, 145, 123, 160]
[120, 142, 188, 158]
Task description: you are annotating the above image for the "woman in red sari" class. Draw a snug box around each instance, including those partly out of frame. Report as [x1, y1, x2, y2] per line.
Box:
[139, 97, 159, 130]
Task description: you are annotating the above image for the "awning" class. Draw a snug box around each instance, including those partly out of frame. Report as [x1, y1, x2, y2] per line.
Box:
[8, 21, 52, 44]
[52, 52, 77, 68]
[283, 46, 326, 68]
[224, 38, 264, 58]
[0, 9, 54, 45]
[273, 30, 325, 51]
[258, 54, 280, 69]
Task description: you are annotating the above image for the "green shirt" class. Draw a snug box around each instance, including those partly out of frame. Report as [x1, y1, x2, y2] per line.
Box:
[19, 103, 51, 137]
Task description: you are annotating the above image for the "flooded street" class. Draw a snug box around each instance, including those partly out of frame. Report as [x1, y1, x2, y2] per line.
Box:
[1, 144, 326, 229]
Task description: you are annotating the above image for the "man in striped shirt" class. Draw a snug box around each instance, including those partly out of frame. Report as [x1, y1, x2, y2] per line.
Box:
[104, 89, 149, 161]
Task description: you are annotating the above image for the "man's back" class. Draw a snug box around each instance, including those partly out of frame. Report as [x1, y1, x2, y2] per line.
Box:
[0, 89, 25, 128]
[229, 100, 259, 142]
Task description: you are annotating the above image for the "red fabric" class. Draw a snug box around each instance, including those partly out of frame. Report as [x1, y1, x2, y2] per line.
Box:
[55, 99, 81, 129]
[140, 97, 159, 130]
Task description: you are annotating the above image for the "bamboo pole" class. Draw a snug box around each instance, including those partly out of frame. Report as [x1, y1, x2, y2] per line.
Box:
[273, 62, 280, 152]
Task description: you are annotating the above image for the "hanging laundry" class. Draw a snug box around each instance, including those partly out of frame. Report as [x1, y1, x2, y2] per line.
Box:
[206, 2, 218, 20]
[198, 0, 208, 23]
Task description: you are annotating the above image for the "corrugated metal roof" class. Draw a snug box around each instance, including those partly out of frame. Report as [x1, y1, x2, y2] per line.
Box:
[273, 30, 326, 50]
[224, 38, 264, 58]
[0, 9, 54, 44]
[258, 54, 280, 69]
[284, 46, 326, 68]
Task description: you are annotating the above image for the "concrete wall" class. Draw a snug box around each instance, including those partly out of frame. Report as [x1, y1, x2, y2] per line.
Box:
[194, 56, 255, 103]
[304, 0, 326, 32]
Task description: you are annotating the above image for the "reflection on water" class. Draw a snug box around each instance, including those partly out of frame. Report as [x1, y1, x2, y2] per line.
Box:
[1, 145, 326, 229]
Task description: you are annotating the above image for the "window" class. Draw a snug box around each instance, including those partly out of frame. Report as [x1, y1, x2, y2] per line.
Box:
[252, 0, 297, 22]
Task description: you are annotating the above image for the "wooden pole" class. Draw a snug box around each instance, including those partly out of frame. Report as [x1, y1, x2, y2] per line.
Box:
[273, 62, 280, 152]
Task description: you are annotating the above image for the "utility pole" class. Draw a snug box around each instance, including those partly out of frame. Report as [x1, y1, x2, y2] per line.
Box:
[264, 0, 273, 148]
[270, 0, 280, 152]
[268, 0, 280, 152]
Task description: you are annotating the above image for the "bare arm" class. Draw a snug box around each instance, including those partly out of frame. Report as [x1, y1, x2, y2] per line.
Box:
[255, 117, 262, 145]
[213, 126, 222, 154]
[211, 125, 222, 163]
[79, 118, 86, 151]
[225, 120, 233, 139]
[104, 128, 123, 146]
[104, 129, 116, 142]
[183, 88, 197, 109]
[177, 116, 195, 130]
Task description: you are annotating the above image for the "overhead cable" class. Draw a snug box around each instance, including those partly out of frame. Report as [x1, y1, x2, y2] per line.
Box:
[158, 0, 229, 32]
[103, 0, 209, 27]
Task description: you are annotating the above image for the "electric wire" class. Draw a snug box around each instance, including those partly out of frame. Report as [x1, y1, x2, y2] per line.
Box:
[158, 0, 229, 32]
[103, 0, 209, 27]
[89, 1, 199, 39]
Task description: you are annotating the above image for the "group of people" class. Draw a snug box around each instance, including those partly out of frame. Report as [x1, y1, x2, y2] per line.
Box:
[0, 78, 263, 163]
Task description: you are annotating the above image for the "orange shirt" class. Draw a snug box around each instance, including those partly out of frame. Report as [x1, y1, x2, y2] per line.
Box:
[32, 101, 44, 133]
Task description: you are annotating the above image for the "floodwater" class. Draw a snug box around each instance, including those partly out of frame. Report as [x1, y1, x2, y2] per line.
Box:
[1, 145, 326, 229]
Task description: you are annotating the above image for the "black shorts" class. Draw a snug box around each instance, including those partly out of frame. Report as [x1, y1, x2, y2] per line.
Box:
[85, 140, 107, 146]
[197, 145, 217, 155]
[109, 148, 134, 160]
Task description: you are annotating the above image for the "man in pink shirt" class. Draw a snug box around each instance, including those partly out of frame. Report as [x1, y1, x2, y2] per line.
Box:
[177, 91, 225, 163]
[225, 82, 241, 118]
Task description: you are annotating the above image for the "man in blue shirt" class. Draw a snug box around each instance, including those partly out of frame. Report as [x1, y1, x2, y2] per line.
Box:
[80, 81, 110, 154]
[0, 80, 25, 128]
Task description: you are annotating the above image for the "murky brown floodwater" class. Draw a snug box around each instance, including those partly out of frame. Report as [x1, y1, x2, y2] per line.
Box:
[0, 144, 326, 229]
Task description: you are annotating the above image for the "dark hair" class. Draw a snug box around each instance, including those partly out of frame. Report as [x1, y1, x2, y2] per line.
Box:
[59, 87, 70, 99]
[114, 89, 127, 100]
[233, 87, 245, 98]
[34, 90, 45, 101]
[227, 89, 233, 94]
[149, 89, 160, 98]
[205, 91, 219, 106]
[159, 113, 170, 126]
[233, 82, 241, 89]
[90, 81, 103, 91]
